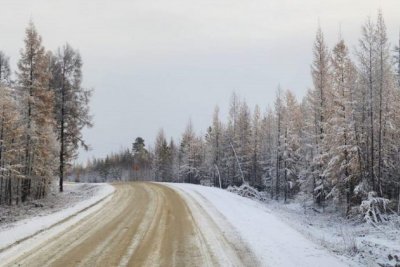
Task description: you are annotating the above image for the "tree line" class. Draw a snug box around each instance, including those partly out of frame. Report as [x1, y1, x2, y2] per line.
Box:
[76, 11, 400, 215]
[0, 22, 92, 205]
[73, 137, 153, 183]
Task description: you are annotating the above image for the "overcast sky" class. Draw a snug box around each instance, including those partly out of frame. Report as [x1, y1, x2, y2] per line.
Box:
[1, 0, 399, 163]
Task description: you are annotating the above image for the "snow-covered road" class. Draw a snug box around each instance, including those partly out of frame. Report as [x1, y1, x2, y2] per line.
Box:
[0, 182, 353, 266]
[0, 182, 257, 266]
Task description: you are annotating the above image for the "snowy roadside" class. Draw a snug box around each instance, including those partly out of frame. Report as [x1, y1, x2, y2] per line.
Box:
[0, 182, 114, 252]
[177, 182, 400, 267]
[169, 183, 354, 267]
[267, 201, 400, 267]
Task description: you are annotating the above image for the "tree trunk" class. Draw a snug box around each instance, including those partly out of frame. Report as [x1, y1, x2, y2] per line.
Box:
[377, 47, 384, 197]
[8, 176, 12, 205]
[276, 111, 281, 201]
[59, 65, 66, 192]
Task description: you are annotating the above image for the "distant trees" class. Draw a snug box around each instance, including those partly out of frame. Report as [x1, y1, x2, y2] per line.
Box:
[130, 137, 152, 179]
[73, 137, 153, 182]
[0, 22, 91, 205]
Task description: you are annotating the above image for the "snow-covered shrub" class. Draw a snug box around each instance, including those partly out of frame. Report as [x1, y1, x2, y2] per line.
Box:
[359, 192, 390, 224]
[340, 227, 358, 255]
[227, 183, 265, 201]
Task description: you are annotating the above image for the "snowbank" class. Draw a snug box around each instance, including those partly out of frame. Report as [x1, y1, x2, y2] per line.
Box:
[0, 183, 114, 252]
[170, 183, 353, 267]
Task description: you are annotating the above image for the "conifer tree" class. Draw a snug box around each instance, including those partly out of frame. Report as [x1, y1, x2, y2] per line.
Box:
[274, 86, 283, 200]
[154, 129, 168, 182]
[204, 106, 223, 186]
[309, 26, 332, 208]
[179, 120, 203, 184]
[17, 22, 56, 201]
[250, 105, 262, 188]
[326, 38, 360, 212]
[282, 90, 303, 200]
[357, 16, 378, 194]
[50, 43, 92, 192]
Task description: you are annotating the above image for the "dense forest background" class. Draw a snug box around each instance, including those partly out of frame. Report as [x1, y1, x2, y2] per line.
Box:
[74, 11, 400, 217]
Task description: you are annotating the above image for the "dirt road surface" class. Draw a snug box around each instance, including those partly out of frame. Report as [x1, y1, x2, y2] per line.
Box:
[4, 182, 259, 267]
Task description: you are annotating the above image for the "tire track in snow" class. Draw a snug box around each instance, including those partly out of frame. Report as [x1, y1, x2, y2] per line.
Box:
[4, 182, 255, 267]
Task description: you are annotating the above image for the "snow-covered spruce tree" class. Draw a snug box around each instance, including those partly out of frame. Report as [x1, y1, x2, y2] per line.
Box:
[17, 22, 58, 201]
[281, 90, 303, 201]
[49, 43, 92, 192]
[225, 92, 242, 186]
[356, 16, 379, 196]
[154, 129, 173, 182]
[260, 106, 276, 198]
[392, 32, 400, 213]
[162, 140, 173, 182]
[380, 76, 400, 209]
[274, 86, 284, 200]
[250, 105, 263, 189]
[374, 11, 400, 202]
[375, 11, 390, 197]
[295, 96, 316, 205]
[179, 120, 204, 184]
[153, 129, 164, 182]
[168, 138, 179, 182]
[355, 12, 399, 203]
[237, 100, 252, 183]
[220, 121, 234, 187]
[204, 106, 224, 187]
[324, 38, 361, 213]
[307, 26, 332, 209]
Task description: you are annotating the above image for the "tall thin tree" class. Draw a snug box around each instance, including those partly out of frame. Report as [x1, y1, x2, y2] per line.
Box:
[50, 44, 92, 192]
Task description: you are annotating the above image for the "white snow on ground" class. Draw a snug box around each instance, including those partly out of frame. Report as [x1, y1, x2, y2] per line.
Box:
[170, 183, 355, 267]
[267, 201, 400, 267]
[0, 183, 114, 252]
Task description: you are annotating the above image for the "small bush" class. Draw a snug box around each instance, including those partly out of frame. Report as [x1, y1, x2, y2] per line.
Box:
[227, 183, 265, 201]
[359, 192, 390, 224]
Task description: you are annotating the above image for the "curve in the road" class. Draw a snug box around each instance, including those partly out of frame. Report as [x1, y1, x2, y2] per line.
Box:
[5, 182, 258, 267]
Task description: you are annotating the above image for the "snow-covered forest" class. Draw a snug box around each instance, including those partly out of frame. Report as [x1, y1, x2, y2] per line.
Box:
[77, 11, 400, 219]
[0, 22, 92, 205]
